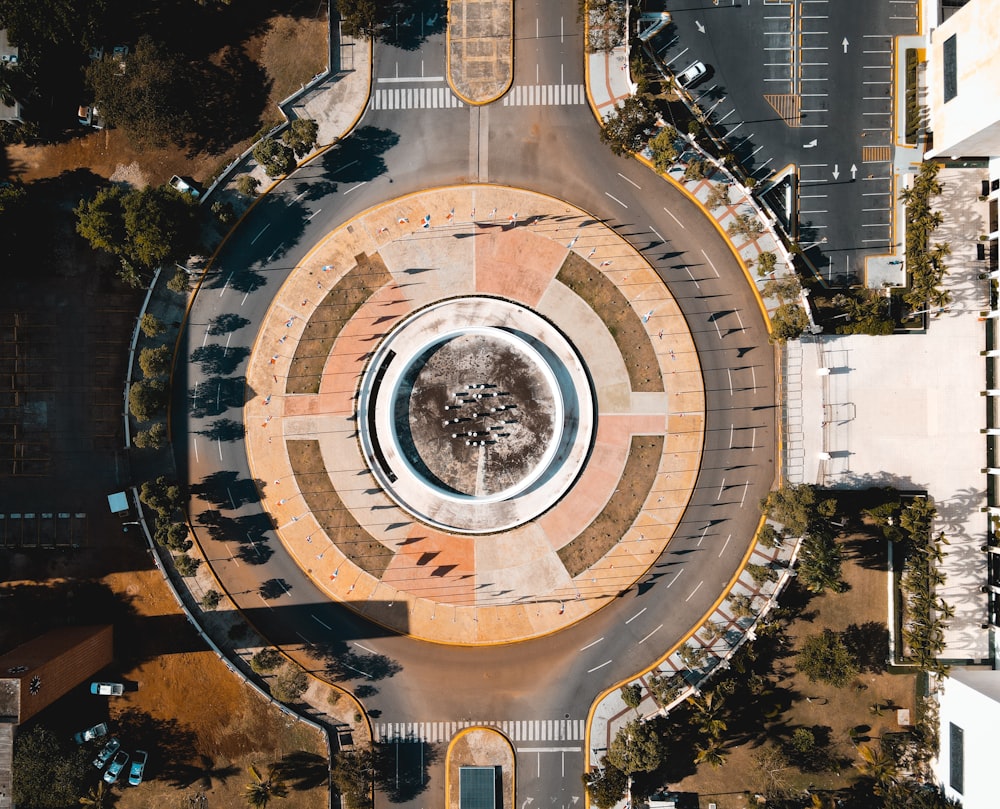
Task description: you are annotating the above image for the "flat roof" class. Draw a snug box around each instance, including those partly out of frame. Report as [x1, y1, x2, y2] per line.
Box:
[459, 766, 496, 809]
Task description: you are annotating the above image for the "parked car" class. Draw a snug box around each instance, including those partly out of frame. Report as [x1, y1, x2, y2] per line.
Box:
[90, 681, 124, 696]
[128, 749, 147, 786]
[676, 60, 707, 89]
[77, 105, 103, 129]
[92, 737, 120, 769]
[73, 722, 108, 745]
[103, 750, 129, 784]
[169, 175, 201, 198]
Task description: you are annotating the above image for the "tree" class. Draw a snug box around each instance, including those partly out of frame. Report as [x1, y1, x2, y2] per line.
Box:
[583, 758, 628, 809]
[747, 562, 778, 587]
[140, 313, 165, 337]
[854, 743, 899, 794]
[762, 484, 817, 535]
[649, 125, 679, 173]
[796, 629, 859, 687]
[282, 118, 319, 158]
[139, 475, 182, 516]
[694, 738, 727, 768]
[882, 781, 961, 809]
[797, 532, 847, 594]
[270, 664, 309, 702]
[13, 725, 90, 809]
[78, 780, 109, 809]
[134, 422, 167, 449]
[606, 719, 663, 775]
[620, 683, 642, 710]
[237, 174, 261, 197]
[758, 522, 784, 549]
[769, 302, 810, 343]
[727, 593, 755, 618]
[129, 378, 167, 422]
[756, 250, 777, 277]
[85, 36, 192, 149]
[253, 137, 297, 178]
[337, 0, 381, 40]
[138, 345, 172, 378]
[331, 748, 376, 809]
[245, 764, 288, 808]
[168, 266, 191, 293]
[251, 648, 284, 674]
[600, 94, 657, 156]
[704, 182, 731, 211]
[683, 159, 708, 182]
[586, 0, 626, 53]
[76, 184, 200, 282]
[727, 213, 764, 241]
[762, 274, 802, 303]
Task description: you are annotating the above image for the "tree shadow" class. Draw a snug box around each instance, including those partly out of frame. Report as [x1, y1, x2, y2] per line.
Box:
[321, 126, 400, 183]
[114, 708, 215, 789]
[843, 621, 889, 673]
[190, 471, 260, 510]
[198, 417, 245, 442]
[379, 0, 447, 51]
[190, 344, 250, 376]
[274, 750, 329, 791]
[259, 578, 291, 600]
[188, 375, 247, 418]
[374, 739, 441, 802]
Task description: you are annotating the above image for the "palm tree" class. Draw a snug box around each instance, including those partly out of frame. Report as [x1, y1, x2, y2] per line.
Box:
[694, 739, 727, 768]
[855, 743, 899, 794]
[79, 782, 108, 809]
[246, 764, 288, 808]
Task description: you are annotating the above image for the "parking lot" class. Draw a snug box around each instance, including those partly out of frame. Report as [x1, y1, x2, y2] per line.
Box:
[650, 0, 919, 284]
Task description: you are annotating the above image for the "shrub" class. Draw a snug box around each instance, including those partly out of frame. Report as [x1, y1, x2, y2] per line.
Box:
[620, 683, 642, 710]
[138, 345, 172, 378]
[756, 251, 777, 277]
[796, 629, 859, 687]
[727, 213, 764, 241]
[251, 648, 284, 674]
[201, 589, 222, 610]
[167, 266, 190, 293]
[129, 378, 167, 422]
[270, 665, 309, 702]
[236, 174, 261, 197]
[747, 563, 778, 586]
[174, 553, 200, 577]
[769, 303, 810, 343]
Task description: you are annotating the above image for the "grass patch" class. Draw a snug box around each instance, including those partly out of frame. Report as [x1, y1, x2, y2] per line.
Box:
[286, 252, 392, 394]
[287, 439, 394, 578]
[557, 251, 664, 393]
[558, 437, 663, 577]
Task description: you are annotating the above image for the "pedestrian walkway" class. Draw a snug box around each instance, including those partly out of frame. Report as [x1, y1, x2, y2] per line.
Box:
[375, 718, 585, 744]
[502, 83, 587, 107]
[369, 85, 466, 110]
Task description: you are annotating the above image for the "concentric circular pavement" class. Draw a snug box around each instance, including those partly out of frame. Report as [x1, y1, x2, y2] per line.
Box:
[243, 185, 706, 645]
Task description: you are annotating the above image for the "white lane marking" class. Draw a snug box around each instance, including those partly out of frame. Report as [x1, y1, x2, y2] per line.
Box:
[751, 366, 757, 392]
[741, 481, 749, 507]
[217, 438, 223, 460]
[332, 160, 359, 174]
[355, 642, 377, 654]
[727, 368, 733, 395]
[719, 534, 732, 557]
[736, 311, 745, 332]
[587, 660, 613, 673]
[717, 479, 726, 501]
[307, 208, 321, 220]
[605, 192, 628, 208]
[650, 226, 664, 242]
[312, 615, 332, 630]
[663, 207, 684, 228]
[685, 580, 704, 602]
[220, 272, 233, 296]
[618, 172, 641, 190]
[192, 438, 199, 462]
[729, 424, 735, 448]
[639, 624, 663, 644]
[241, 289, 252, 306]
[684, 267, 700, 289]
[751, 427, 757, 450]
[625, 607, 647, 625]
[251, 225, 270, 244]
[580, 637, 604, 651]
[376, 75, 444, 83]
[701, 249, 719, 277]
[344, 182, 367, 194]
[667, 569, 683, 588]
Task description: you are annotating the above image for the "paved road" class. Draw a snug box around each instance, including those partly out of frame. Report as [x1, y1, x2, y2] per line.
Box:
[174, 1, 776, 805]
[653, 0, 919, 283]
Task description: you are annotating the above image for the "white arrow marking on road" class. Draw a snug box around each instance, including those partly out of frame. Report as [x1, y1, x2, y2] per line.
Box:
[843, 37, 849, 53]
[427, 13, 438, 26]
[804, 139, 818, 148]
[851, 163, 858, 180]
[695, 20, 705, 33]
[832, 164, 840, 180]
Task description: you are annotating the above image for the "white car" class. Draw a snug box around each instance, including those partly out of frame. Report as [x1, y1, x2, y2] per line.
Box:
[103, 750, 129, 784]
[676, 60, 707, 89]
[90, 681, 124, 696]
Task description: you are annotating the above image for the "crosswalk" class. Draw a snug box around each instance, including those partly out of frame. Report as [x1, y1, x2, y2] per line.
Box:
[368, 83, 588, 111]
[374, 718, 585, 744]
[370, 86, 466, 110]
[502, 83, 587, 106]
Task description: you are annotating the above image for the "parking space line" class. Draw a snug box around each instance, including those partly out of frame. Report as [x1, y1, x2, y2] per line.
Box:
[665, 48, 688, 67]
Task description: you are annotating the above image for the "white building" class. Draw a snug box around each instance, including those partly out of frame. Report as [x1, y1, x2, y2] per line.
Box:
[934, 669, 1000, 807]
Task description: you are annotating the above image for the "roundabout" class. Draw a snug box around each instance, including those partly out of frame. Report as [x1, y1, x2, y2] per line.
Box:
[243, 184, 706, 645]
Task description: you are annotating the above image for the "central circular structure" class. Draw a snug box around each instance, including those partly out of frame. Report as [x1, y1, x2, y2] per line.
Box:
[358, 297, 596, 533]
[399, 327, 561, 499]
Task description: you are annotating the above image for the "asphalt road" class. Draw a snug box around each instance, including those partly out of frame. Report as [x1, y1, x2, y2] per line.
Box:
[653, 0, 919, 283]
[173, 1, 777, 805]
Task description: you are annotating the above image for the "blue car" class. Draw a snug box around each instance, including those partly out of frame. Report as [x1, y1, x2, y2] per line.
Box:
[103, 750, 129, 784]
[73, 722, 108, 745]
[128, 749, 147, 786]
[90, 681, 124, 696]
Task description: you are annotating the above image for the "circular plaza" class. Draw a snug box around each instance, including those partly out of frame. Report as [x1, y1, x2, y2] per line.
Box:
[243, 185, 706, 645]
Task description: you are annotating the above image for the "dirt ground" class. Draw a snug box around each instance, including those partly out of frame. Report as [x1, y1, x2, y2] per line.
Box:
[1, 7, 334, 806]
[667, 528, 918, 808]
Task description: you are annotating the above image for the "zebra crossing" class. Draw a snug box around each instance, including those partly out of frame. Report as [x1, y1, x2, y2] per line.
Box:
[374, 718, 585, 745]
[368, 83, 588, 111]
[503, 83, 586, 107]
[370, 86, 466, 110]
